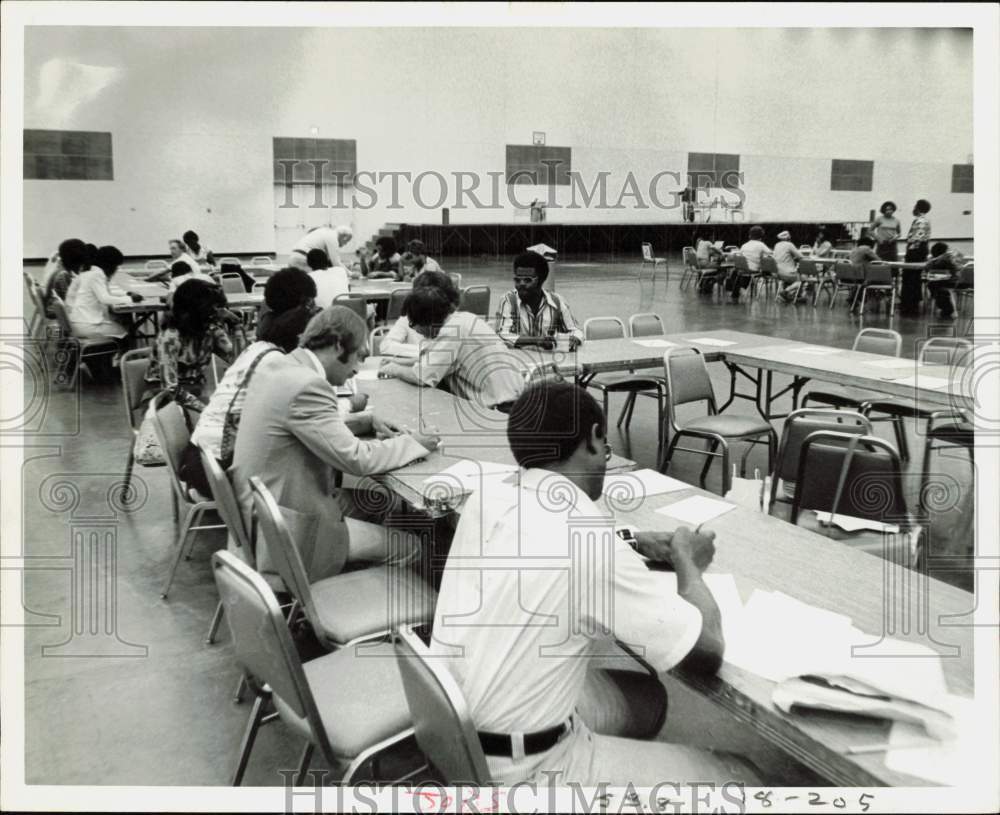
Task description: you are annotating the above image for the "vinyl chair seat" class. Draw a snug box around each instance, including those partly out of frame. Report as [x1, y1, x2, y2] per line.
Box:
[680, 414, 773, 437]
[862, 396, 956, 420]
[310, 567, 437, 644]
[926, 420, 975, 448]
[272, 640, 411, 759]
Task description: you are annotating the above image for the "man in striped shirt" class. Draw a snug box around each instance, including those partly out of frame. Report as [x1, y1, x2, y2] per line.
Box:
[495, 251, 584, 349]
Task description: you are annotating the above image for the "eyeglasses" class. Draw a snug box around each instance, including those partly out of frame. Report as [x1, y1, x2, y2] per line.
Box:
[604, 443, 613, 462]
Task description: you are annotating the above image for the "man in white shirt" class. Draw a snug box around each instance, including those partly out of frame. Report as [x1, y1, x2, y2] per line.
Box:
[772, 230, 803, 303]
[430, 381, 759, 786]
[290, 225, 352, 270]
[734, 225, 772, 302]
[168, 260, 218, 292]
[306, 248, 350, 307]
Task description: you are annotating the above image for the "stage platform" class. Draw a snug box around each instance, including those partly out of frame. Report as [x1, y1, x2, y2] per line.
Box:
[394, 220, 869, 260]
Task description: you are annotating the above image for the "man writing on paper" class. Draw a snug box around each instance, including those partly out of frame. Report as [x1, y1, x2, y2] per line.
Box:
[430, 381, 760, 786]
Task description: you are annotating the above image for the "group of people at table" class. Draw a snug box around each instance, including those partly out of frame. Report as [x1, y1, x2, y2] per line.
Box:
[692, 199, 970, 318]
[37, 231, 772, 784]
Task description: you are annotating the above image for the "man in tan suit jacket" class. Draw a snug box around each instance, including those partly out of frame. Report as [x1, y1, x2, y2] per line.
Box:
[232, 306, 439, 580]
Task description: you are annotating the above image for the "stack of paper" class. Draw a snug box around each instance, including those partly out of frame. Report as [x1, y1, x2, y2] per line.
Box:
[632, 339, 677, 349]
[655, 495, 736, 525]
[689, 337, 736, 347]
[884, 696, 982, 786]
[813, 511, 900, 534]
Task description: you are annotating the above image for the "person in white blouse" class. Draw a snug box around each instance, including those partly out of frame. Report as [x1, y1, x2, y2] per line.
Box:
[168, 260, 218, 292]
[306, 248, 350, 307]
[65, 245, 143, 340]
[290, 225, 352, 270]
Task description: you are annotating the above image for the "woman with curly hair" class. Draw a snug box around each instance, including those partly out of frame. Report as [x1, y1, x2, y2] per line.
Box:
[870, 201, 901, 262]
[142, 278, 234, 413]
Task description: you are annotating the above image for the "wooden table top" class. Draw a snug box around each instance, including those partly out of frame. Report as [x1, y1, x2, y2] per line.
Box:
[357, 372, 634, 515]
[350, 280, 406, 301]
[610, 480, 973, 786]
[111, 291, 264, 314]
[722, 344, 973, 409]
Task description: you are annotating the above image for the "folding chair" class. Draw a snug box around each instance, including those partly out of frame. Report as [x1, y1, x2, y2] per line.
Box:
[221, 274, 247, 295]
[791, 431, 918, 565]
[386, 287, 411, 323]
[370, 325, 392, 357]
[394, 625, 492, 784]
[120, 348, 156, 496]
[334, 293, 369, 321]
[793, 258, 824, 304]
[250, 256, 273, 267]
[459, 286, 491, 319]
[581, 317, 665, 455]
[447, 272, 462, 290]
[249, 476, 436, 649]
[918, 409, 975, 519]
[826, 261, 864, 310]
[659, 348, 776, 494]
[149, 391, 226, 600]
[801, 329, 906, 451]
[860, 337, 973, 462]
[857, 262, 896, 314]
[211, 551, 418, 786]
[756, 256, 779, 300]
[767, 408, 872, 515]
[640, 242, 668, 281]
[48, 296, 118, 389]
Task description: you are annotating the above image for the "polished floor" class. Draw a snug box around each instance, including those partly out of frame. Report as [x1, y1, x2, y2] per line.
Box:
[18, 257, 975, 786]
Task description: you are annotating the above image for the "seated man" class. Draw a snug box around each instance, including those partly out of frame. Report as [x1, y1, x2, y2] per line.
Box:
[495, 251, 583, 349]
[378, 286, 525, 412]
[400, 238, 443, 280]
[924, 241, 968, 320]
[231, 305, 440, 580]
[735, 225, 772, 302]
[430, 381, 760, 786]
[848, 236, 880, 310]
[773, 230, 804, 303]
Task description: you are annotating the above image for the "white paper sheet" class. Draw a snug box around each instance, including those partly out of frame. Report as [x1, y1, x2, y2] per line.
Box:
[655, 495, 736, 525]
[863, 358, 912, 369]
[648, 572, 745, 647]
[354, 369, 380, 381]
[891, 375, 950, 390]
[422, 460, 519, 501]
[884, 696, 981, 786]
[813, 511, 900, 534]
[789, 346, 843, 355]
[632, 339, 677, 348]
[603, 469, 691, 498]
[688, 337, 736, 347]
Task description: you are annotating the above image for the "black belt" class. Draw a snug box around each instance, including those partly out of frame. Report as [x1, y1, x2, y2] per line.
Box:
[478, 722, 567, 757]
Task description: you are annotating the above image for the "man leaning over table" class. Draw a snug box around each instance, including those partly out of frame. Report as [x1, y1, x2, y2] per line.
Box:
[495, 251, 584, 350]
[231, 305, 440, 581]
[429, 380, 761, 786]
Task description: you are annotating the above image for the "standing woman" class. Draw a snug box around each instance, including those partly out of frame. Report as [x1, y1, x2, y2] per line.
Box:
[141, 278, 234, 416]
[901, 199, 932, 315]
[871, 201, 901, 262]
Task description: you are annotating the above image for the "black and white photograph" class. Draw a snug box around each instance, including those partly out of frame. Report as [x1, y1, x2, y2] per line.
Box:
[1, 3, 998, 813]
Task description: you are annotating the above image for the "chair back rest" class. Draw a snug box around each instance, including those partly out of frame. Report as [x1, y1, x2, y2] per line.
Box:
[864, 262, 893, 285]
[394, 626, 492, 784]
[145, 260, 170, 271]
[918, 336, 973, 368]
[629, 313, 664, 338]
[759, 256, 778, 275]
[641, 242, 654, 261]
[197, 440, 251, 552]
[958, 264, 974, 287]
[333, 293, 368, 320]
[387, 287, 411, 322]
[248, 476, 316, 618]
[796, 259, 818, 277]
[220, 274, 245, 295]
[218, 257, 241, 267]
[370, 326, 391, 357]
[211, 551, 326, 741]
[682, 247, 696, 268]
[854, 328, 901, 357]
[149, 392, 193, 500]
[663, 348, 715, 409]
[792, 431, 906, 524]
[773, 409, 872, 487]
[834, 261, 860, 283]
[583, 316, 626, 341]
[447, 272, 463, 290]
[48, 296, 76, 338]
[732, 254, 750, 273]
[459, 286, 491, 318]
[251, 282, 267, 294]
[251, 256, 272, 266]
[120, 348, 152, 430]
